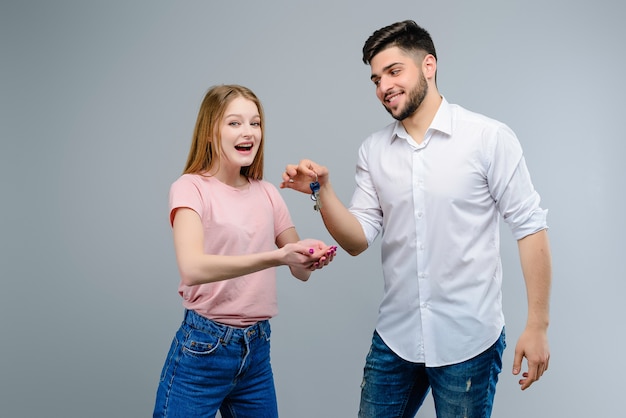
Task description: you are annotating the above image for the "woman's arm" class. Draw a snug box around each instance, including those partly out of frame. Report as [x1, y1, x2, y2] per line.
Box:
[172, 208, 322, 286]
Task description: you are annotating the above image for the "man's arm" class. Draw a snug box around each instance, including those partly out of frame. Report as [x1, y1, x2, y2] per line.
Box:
[513, 228, 552, 390]
[316, 181, 368, 256]
[281, 159, 368, 256]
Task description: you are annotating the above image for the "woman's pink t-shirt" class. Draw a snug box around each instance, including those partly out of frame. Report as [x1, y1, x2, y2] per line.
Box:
[169, 174, 294, 327]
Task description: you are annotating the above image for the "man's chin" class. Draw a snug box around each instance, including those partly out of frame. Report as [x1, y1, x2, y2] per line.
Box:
[383, 105, 407, 121]
[390, 110, 408, 121]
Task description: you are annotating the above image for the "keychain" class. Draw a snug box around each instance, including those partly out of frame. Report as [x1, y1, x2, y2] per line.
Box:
[309, 174, 322, 211]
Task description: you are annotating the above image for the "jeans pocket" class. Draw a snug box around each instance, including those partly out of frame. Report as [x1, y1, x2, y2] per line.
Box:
[182, 330, 221, 357]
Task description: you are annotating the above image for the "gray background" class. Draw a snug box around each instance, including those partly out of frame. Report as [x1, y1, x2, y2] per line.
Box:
[1, 1, 624, 417]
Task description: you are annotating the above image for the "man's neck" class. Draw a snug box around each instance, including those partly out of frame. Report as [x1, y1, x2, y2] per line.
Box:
[401, 92, 442, 144]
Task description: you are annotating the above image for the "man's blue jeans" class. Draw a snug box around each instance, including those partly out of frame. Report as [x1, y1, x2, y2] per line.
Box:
[153, 310, 277, 418]
[358, 328, 506, 418]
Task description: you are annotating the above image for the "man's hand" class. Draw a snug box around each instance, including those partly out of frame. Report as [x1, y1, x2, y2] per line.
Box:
[281, 159, 329, 194]
[512, 326, 550, 390]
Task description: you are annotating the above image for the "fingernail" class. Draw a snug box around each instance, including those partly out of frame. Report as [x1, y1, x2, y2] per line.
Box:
[309, 248, 314, 254]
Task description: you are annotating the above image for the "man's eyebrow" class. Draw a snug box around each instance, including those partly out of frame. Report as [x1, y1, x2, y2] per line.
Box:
[370, 62, 403, 81]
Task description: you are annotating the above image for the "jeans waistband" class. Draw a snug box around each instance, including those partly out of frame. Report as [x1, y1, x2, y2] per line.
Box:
[183, 309, 269, 344]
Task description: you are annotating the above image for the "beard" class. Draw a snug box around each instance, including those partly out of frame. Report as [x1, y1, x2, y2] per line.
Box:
[384, 72, 428, 121]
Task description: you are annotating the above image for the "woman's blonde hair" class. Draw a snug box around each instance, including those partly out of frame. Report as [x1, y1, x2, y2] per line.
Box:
[183, 84, 265, 179]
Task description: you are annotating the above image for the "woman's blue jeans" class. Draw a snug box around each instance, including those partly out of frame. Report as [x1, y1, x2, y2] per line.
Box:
[358, 328, 506, 418]
[153, 310, 277, 418]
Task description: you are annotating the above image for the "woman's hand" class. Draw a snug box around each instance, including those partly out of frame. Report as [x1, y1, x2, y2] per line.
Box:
[281, 239, 337, 281]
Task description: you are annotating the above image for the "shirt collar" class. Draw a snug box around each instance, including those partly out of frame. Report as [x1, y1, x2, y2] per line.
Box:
[429, 96, 452, 137]
[390, 96, 452, 144]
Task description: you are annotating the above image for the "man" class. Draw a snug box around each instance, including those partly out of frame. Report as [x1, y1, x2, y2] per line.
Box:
[281, 20, 551, 417]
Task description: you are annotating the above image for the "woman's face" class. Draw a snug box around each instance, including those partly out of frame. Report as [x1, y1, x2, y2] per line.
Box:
[218, 96, 262, 172]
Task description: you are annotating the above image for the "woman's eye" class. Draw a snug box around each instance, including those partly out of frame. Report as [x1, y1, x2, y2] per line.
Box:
[229, 121, 240, 126]
[251, 122, 261, 127]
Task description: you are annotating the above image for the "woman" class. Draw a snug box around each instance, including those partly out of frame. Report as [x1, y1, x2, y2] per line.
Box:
[154, 84, 336, 417]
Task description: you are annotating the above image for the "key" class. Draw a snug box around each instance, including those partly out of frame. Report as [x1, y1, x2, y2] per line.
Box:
[310, 178, 322, 211]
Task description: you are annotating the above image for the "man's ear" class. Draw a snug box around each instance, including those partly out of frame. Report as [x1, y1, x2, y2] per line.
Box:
[422, 54, 437, 80]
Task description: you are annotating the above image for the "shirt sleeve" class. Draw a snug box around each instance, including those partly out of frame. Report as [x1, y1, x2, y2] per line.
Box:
[168, 175, 204, 227]
[349, 139, 384, 246]
[487, 124, 548, 240]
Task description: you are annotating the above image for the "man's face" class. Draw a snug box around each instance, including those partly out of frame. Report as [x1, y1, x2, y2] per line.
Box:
[369, 46, 428, 121]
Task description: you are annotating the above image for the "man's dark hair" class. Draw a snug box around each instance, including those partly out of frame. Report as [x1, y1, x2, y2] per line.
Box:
[362, 20, 437, 64]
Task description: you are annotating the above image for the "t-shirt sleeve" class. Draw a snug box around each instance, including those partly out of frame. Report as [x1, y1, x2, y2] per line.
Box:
[168, 175, 204, 227]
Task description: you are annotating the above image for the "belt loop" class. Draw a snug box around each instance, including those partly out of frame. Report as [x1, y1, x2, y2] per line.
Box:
[221, 326, 233, 344]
